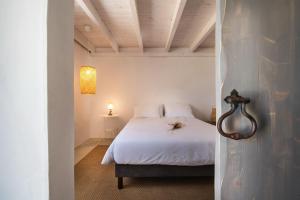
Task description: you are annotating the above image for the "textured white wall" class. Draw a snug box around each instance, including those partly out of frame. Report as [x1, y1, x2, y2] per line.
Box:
[1, 1, 74, 199]
[74, 52, 215, 140]
[0, 1, 49, 199]
[47, 0, 74, 199]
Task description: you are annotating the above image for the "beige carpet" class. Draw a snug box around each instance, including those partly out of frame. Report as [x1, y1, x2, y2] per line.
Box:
[75, 146, 214, 200]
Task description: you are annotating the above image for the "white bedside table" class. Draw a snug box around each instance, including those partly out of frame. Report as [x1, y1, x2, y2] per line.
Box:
[101, 114, 120, 138]
[101, 114, 119, 118]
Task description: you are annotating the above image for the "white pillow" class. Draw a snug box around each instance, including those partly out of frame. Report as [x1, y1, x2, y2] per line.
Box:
[164, 103, 194, 118]
[134, 104, 163, 118]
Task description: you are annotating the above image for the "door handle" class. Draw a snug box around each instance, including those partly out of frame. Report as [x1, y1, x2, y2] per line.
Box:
[217, 89, 257, 140]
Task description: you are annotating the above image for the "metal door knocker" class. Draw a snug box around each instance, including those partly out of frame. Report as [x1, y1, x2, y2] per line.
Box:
[217, 89, 257, 140]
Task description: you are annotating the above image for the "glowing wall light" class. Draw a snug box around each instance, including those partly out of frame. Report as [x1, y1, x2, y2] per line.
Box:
[80, 66, 96, 94]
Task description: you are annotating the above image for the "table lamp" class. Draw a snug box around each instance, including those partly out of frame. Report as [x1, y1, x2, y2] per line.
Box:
[107, 103, 114, 116]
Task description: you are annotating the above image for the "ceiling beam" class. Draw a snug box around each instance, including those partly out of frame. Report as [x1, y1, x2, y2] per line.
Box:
[75, 0, 119, 52]
[190, 13, 216, 52]
[74, 28, 95, 53]
[165, 0, 187, 51]
[129, 0, 143, 52]
[91, 47, 214, 57]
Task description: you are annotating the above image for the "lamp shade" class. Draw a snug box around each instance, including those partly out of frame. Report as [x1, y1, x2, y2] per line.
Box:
[107, 103, 114, 110]
[80, 66, 96, 94]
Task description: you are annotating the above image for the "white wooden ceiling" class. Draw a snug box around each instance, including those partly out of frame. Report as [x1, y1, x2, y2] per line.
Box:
[74, 0, 215, 56]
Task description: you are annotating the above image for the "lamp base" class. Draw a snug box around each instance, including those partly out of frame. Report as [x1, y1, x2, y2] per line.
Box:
[108, 109, 113, 116]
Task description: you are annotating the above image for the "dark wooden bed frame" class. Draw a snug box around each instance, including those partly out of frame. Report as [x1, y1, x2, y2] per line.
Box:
[115, 164, 214, 189]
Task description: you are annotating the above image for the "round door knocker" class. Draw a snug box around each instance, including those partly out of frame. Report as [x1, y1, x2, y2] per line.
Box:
[217, 89, 257, 140]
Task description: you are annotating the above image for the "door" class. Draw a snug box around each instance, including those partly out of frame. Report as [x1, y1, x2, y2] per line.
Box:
[216, 0, 300, 199]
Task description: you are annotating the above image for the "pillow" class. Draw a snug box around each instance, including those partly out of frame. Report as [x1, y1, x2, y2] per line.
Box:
[164, 103, 194, 118]
[134, 104, 163, 118]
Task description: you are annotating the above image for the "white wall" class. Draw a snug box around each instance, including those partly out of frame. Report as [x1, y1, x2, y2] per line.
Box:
[47, 0, 74, 199]
[0, 1, 49, 199]
[75, 53, 215, 140]
[74, 43, 92, 146]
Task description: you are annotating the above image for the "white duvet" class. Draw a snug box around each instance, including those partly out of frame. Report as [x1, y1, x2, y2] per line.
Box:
[101, 117, 216, 166]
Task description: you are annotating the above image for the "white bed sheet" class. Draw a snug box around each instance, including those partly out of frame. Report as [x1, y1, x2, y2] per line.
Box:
[101, 117, 216, 166]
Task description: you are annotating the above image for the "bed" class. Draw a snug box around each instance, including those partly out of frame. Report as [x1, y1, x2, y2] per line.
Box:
[101, 116, 216, 189]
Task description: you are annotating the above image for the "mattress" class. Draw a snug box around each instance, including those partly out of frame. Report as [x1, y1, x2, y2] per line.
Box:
[101, 117, 216, 166]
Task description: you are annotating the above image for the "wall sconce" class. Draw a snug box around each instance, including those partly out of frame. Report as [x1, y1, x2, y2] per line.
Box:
[107, 103, 114, 116]
[80, 66, 96, 94]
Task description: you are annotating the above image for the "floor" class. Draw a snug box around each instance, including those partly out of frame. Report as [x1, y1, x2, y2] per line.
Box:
[75, 145, 214, 200]
[75, 138, 113, 165]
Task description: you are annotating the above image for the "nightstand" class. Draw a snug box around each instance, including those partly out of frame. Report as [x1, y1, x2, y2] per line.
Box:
[101, 114, 120, 138]
[102, 114, 119, 118]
